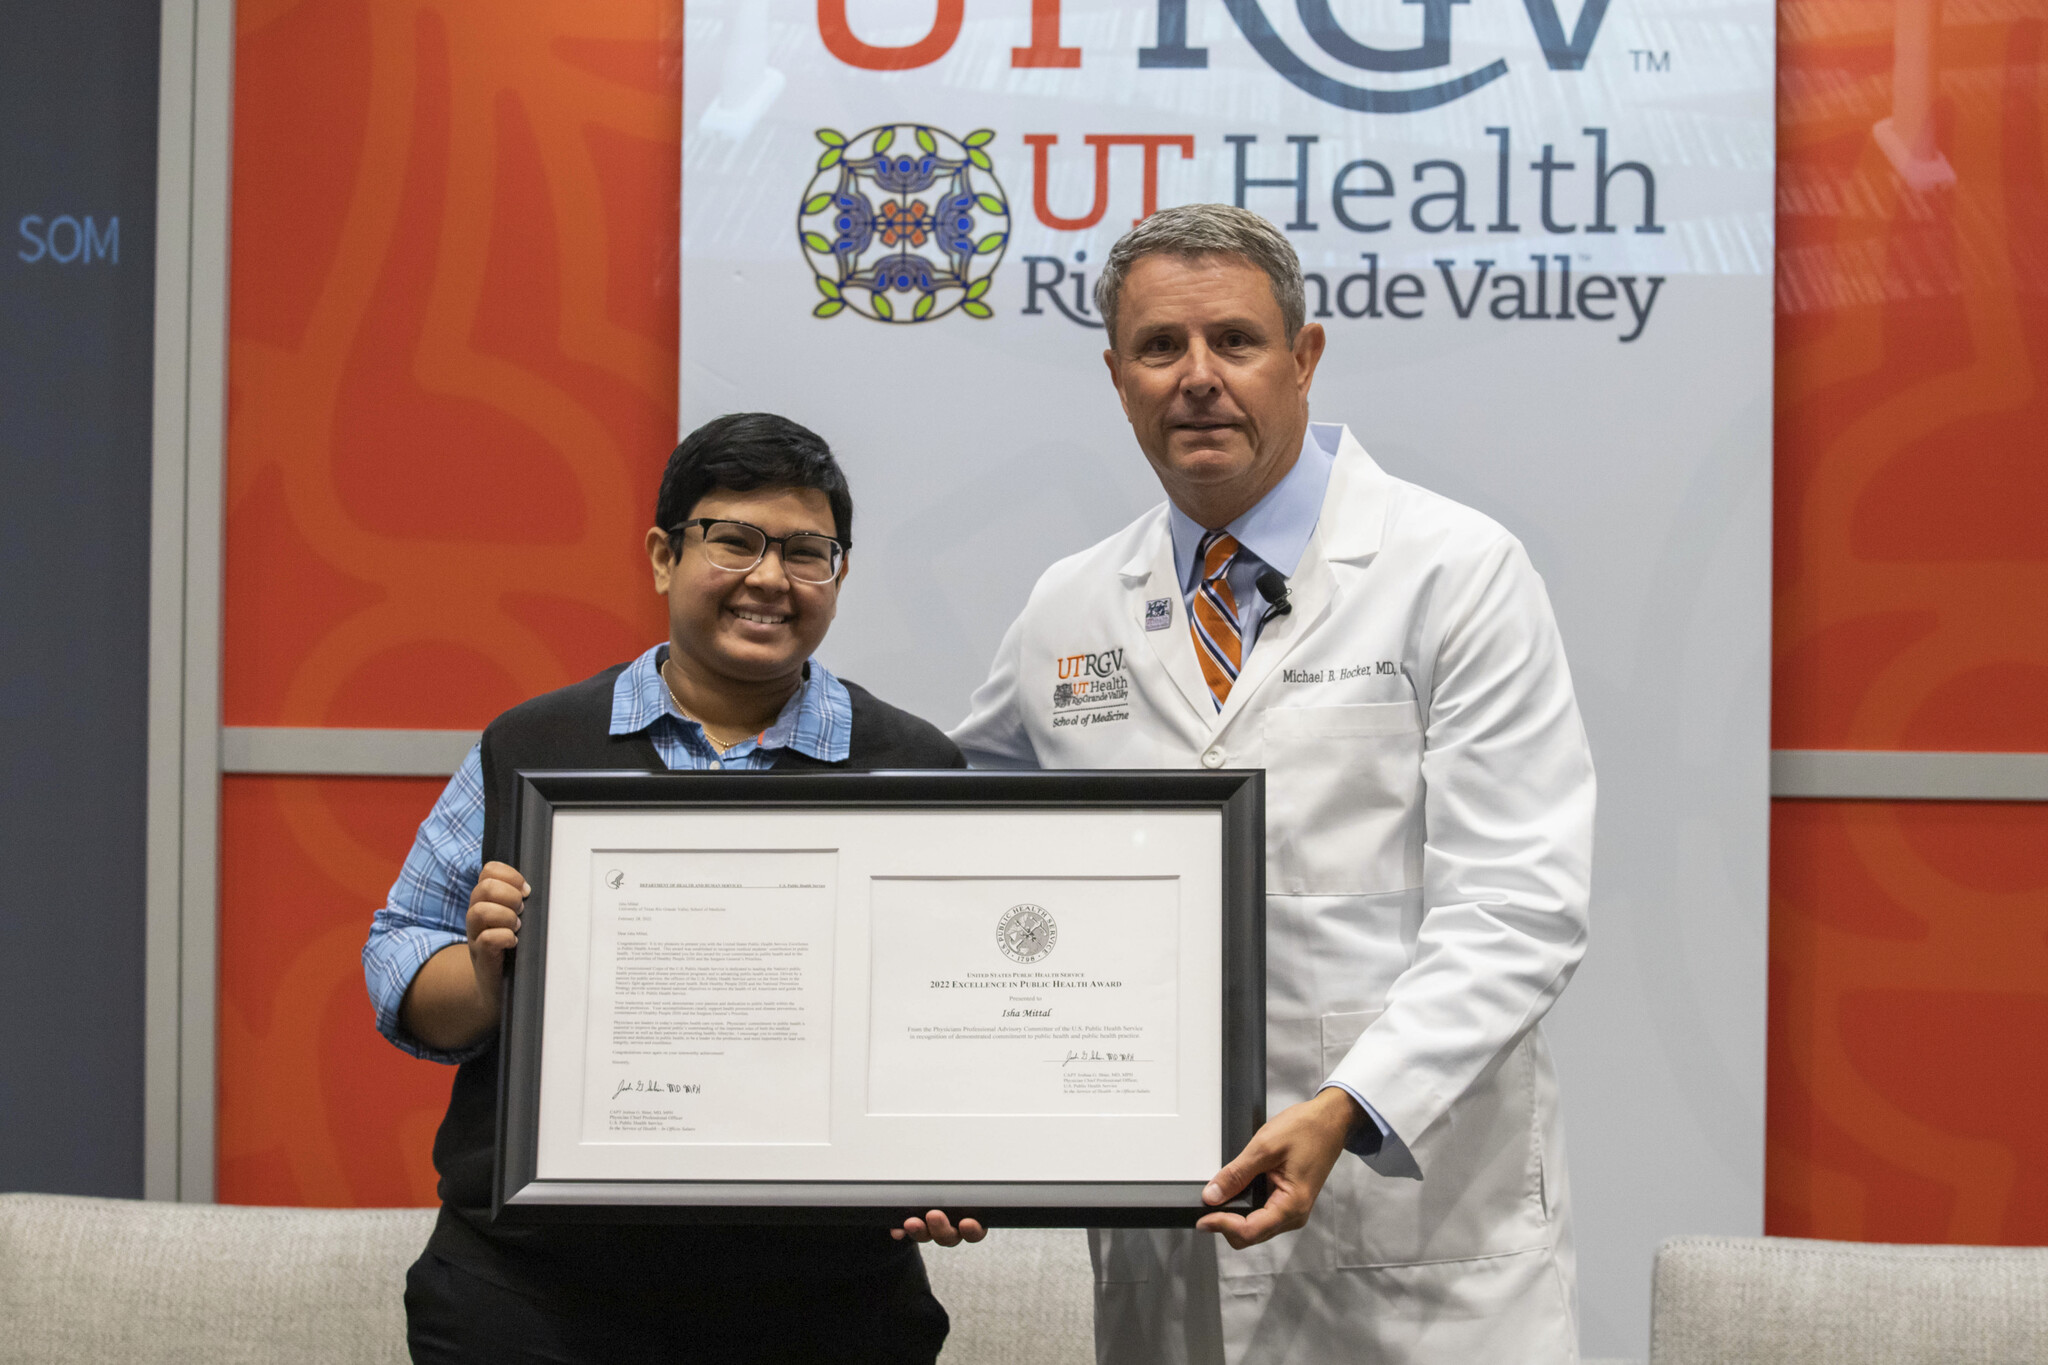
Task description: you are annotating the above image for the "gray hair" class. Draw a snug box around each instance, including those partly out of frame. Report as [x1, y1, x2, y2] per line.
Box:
[1093, 203, 1305, 346]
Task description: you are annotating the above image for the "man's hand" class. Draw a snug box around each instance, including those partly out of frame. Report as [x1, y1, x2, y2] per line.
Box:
[1195, 1087, 1360, 1249]
[892, 1210, 987, 1247]
[398, 862, 529, 1051]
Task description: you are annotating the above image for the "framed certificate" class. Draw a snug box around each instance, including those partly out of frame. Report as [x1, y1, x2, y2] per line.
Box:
[493, 769, 1264, 1226]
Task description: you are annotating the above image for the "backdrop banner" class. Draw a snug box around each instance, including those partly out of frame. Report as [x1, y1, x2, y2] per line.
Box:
[681, 1, 1772, 1352]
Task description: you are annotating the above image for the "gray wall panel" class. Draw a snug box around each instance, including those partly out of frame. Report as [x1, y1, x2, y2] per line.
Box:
[0, 0, 162, 1196]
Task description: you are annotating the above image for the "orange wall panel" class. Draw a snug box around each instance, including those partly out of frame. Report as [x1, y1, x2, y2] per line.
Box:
[221, 0, 682, 1204]
[218, 775, 454, 1206]
[1767, 0, 2048, 1251]
[223, 0, 681, 730]
[1767, 799, 2048, 1243]
[1773, 0, 2048, 752]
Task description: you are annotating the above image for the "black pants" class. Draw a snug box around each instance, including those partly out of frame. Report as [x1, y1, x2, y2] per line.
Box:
[405, 1249, 950, 1365]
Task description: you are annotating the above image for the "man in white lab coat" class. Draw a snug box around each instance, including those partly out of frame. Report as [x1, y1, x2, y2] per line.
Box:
[950, 204, 1595, 1364]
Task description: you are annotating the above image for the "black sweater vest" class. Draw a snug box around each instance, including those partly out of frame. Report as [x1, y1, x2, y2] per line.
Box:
[425, 659, 963, 1293]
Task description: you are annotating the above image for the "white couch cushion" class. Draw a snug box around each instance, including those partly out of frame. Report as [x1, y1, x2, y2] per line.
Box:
[1651, 1234, 2048, 1365]
[0, 1195, 1098, 1363]
[0, 1193, 433, 1365]
[926, 1227, 1094, 1362]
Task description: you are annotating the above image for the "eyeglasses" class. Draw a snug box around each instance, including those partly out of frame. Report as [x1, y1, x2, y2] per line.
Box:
[670, 519, 847, 584]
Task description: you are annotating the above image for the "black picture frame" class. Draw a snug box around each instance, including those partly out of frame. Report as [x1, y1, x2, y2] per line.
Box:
[492, 768, 1265, 1227]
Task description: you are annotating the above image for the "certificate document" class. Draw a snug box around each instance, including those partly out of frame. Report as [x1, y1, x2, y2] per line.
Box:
[867, 878, 1178, 1116]
[502, 770, 1264, 1222]
[581, 850, 836, 1145]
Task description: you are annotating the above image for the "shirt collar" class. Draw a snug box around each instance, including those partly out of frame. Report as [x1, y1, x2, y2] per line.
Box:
[609, 644, 852, 763]
[1168, 423, 1337, 592]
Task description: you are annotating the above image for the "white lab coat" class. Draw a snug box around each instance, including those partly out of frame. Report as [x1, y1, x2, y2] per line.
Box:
[950, 425, 1594, 1365]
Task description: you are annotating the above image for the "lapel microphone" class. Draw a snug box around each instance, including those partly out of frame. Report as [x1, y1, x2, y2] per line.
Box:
[1255, 568, 1292, 623]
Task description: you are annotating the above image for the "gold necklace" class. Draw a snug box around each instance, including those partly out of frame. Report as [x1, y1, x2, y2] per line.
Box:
[660, 656, 752, 753]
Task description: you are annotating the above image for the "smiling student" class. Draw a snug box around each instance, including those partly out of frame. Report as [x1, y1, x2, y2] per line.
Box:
[364, 413, 980, 1365]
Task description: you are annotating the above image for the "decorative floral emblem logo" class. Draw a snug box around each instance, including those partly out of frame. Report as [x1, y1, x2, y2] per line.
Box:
[798, 123, 1008, 324]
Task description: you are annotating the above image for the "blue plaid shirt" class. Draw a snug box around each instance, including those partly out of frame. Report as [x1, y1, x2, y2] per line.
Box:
[363, 645, 852, 1062]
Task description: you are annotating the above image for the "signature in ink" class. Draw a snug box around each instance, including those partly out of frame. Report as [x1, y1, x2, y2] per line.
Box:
[612, 1077, 701, 1099]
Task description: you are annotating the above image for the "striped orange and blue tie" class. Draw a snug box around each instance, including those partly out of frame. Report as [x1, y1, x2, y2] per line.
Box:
[1191, 531, 1242, 710]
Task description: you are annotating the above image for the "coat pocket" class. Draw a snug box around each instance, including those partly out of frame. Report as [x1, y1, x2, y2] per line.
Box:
[1318, 1022, 1549, 1268]
[1261, 703, 1424, 895]
[1319, 1007, 1384, 1076]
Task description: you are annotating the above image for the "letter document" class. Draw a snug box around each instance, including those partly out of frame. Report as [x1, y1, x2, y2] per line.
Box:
[580, 850, 836, 1145]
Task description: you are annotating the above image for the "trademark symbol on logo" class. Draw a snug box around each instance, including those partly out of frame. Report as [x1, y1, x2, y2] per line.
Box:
[798, 123, 1011, 324]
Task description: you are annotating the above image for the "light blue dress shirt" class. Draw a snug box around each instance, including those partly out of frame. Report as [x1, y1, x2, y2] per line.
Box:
[1167, 424, 1337, 659]
[362, 645, 852, 1063]
[1168, 423, 1401, 1164]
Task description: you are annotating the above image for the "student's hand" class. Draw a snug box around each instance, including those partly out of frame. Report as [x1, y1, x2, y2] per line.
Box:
[892, 1211, 986, 1247]
[398, 862, 530, 1052]
[1195, 1087, 1359, 1249]
[466, 861, 530, 1004]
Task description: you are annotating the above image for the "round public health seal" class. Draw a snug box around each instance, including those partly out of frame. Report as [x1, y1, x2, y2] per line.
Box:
[996, 903, 1058, 964]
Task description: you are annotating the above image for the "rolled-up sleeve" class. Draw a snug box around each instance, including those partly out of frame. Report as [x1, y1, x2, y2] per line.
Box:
[363, 745, 489, 1063]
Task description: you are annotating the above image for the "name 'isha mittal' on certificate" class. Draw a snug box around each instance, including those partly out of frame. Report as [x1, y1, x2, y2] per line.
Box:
[866, 877, 1180, 1117]
[579, 849, 837, 1146]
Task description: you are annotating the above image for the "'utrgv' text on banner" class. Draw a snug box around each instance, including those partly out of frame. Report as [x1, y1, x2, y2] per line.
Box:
[681, 4, 1772, 1353]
